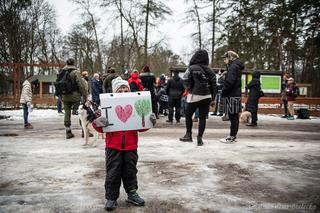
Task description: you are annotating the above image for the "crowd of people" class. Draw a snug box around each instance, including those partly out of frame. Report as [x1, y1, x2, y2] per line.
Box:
[18, 49, 304, 211]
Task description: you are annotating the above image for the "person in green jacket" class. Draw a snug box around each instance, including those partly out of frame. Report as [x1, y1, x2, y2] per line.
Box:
[61, 58, 88, 139]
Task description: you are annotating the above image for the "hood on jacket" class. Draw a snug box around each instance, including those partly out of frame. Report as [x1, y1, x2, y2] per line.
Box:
[143, 65, 150, 72]
[252, 70, 261, 79]
[62, 65, 77, 71]
[130, 71, 139, 79]
[189, 49, 209, 66]
[22, 80, 30, 86]
[232, 59, 245, 70]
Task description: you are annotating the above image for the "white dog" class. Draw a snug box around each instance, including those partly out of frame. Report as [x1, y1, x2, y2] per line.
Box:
[240, 111, 252, 124]
[78, 104, 104, 146]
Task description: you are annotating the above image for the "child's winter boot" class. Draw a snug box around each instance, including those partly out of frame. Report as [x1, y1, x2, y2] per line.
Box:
[105, 200, 117, 211]
[127, 191, 145, 206]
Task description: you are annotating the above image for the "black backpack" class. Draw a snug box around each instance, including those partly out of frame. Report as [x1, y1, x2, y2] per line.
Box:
[297, 108, 310, 119]
[55, 69, 77, 95]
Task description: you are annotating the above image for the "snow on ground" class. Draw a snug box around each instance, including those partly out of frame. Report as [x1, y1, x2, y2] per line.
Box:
[0, 109, 62, 121]
[0, 110, 320, 212]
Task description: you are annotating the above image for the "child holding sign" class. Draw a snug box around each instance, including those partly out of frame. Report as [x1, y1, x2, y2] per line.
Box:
[92, 77, 156, 211]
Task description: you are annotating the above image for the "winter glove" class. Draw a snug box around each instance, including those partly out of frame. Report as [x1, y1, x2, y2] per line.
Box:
[95, 116, 109, 127]
[149, 113, 157, 126]
[86, 107, 96, 123]
[27, 102, 31, 107]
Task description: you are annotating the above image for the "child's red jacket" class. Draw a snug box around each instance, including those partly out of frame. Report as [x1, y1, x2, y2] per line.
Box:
[92, 121, 147, 151]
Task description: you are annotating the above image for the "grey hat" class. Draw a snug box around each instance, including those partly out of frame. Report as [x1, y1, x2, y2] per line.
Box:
[112, 76, 130, 93]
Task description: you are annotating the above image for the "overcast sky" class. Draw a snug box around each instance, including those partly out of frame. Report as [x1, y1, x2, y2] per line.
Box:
[47, 0, 208, 62]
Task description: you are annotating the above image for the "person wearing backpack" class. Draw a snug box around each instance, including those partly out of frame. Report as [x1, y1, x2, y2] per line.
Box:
[179, 49, 216, 146]
[56, 58, 88, 139]
[286, 77, 299, 120]
[103, 67, 118, 93]
[245, 70, 263, 126]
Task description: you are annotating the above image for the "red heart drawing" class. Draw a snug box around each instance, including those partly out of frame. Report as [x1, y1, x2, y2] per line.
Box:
[115, 105, 133, 123]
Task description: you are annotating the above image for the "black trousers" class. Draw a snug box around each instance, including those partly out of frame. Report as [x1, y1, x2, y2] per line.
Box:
[283, 99, 288, 116]
[151, 93, 158, 116]
[251, 111, 258, 124]
[168, 97, 181, 121]
[229, 113, 239, 137]
[185, 98, 211, 137]
[105, 149, 138, 200]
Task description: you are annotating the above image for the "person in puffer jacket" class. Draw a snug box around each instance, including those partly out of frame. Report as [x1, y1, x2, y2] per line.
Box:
[92, 76, 156, 211]
[20, 77, 37, 129]
[165, 70, 184, 123]
[220, 50, 244, 144]
[180, 49, 216, 146]
[245, 70, 262, 126]
[128, 70, 144, 92]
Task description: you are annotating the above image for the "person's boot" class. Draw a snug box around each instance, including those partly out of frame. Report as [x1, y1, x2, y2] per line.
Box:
[105, 200, 118, 211]
[127, 191, 145, 206]
[197, 136, 203, 146]
[66, 127, 74, 139]
[246, 123, 257, 127]
[179, 132, 192, 142]
[24, 123, 33, 129]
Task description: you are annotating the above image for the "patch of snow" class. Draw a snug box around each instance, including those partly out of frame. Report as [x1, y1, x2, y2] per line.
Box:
[0, 109, 62, 121]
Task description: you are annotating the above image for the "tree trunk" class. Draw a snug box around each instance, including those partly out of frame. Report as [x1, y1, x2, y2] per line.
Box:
[211, 0, 215, 67]
[193, 0, 202, 49]
[144, 0, 151, 65]
[119, 0, 125, 72]
[89, 11, 102, 72]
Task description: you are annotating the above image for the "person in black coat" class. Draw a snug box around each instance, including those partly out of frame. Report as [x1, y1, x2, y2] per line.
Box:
[140, 65, 158, 118]
[180, 49, 216, 146]
[165, 71, 184, 123]
[245, 70, 262, 126]
[220, 51, 244, 144]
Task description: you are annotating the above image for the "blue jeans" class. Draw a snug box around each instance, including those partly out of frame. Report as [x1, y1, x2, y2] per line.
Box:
[22, 103, 28, 125]
[57, 96, 62, 113]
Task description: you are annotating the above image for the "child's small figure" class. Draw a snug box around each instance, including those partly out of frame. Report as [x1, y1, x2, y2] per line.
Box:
[92, 77, 156, 211]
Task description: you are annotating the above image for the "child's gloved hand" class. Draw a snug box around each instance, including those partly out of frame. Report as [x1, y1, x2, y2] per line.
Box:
[149, 113, 157, 126]
[95, 116, 109, 127]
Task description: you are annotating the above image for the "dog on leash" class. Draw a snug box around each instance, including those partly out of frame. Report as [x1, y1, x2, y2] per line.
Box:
[240, 111, 252, 124]
[78, 103, 104, 146]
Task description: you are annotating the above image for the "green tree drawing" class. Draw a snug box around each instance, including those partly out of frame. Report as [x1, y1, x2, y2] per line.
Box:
[134, 99, 152, 127]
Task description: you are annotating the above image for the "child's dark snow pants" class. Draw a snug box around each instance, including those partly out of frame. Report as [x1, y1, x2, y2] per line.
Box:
[105, 149, 138, 200]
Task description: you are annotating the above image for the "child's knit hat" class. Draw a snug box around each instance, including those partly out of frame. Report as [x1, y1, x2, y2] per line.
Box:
[112, 76, 130, 93]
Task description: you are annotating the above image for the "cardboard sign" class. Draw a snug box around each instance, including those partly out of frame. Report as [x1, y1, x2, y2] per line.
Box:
[100, 91, 153, 132]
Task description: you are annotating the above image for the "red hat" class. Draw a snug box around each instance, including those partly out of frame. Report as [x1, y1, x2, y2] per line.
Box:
[143, 65, 150, 72]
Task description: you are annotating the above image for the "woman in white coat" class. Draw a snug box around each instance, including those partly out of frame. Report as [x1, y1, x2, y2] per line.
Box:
[20, 78, 34, 129]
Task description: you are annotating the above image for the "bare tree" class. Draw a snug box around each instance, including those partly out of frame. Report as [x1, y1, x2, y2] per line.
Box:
[73, 0, 102, 72]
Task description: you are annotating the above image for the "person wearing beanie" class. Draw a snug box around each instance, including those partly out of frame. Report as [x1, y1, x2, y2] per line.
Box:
[139, 64, 158, 118]
[103, 67, 119, 93]
[179, 49, 217, 146]
[92, 76, 156, 211]
[220, 50, 244, 144]
[59, 58, 88, 139]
